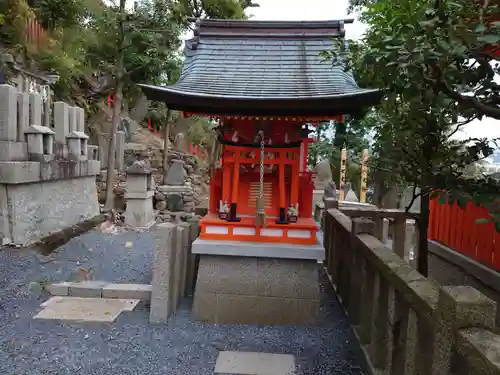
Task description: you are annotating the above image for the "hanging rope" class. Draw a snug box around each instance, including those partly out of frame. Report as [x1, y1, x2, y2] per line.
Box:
[256, 135, 266, 227]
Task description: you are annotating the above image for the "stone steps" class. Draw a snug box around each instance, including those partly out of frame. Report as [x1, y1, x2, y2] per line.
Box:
[46, 281, 152, 302]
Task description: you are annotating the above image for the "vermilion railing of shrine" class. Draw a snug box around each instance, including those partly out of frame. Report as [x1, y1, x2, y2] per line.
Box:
[428, 198, 500, 270]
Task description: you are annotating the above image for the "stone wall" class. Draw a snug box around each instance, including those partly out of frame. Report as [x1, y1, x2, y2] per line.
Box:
[104, 142, 208, 213]
[0, 84, 100, 245]
[323, 207, 500, 375]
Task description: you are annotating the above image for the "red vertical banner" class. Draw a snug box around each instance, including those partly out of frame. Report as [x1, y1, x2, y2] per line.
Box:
[189, 144, 193, 153]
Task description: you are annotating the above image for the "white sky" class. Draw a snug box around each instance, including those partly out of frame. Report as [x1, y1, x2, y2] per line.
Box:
[247, 0, 500, 142]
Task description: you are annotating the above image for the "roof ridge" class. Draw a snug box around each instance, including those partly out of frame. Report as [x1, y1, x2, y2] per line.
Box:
[187, 17, 354, 28]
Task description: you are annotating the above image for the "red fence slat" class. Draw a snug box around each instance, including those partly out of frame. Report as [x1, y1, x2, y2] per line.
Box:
[429, 199, 498, 270]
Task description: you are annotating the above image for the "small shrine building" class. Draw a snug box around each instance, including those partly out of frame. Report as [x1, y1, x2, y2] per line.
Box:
[140, 18, 381, 325]
[140, 18, 381, 245]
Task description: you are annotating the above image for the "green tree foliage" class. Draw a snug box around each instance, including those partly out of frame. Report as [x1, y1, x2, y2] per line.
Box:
[171, 0, 259, 28]
[323, 0, 500, 274]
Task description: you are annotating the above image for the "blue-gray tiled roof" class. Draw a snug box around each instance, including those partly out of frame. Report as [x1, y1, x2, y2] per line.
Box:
[139, 19, 381, 115]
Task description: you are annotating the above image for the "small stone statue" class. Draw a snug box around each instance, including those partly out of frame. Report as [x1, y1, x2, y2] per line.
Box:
[324, 180, 337, 199]
[287, 203, 299, 222]
[231, 130, 239, 143]
[219, 200, 229, 220]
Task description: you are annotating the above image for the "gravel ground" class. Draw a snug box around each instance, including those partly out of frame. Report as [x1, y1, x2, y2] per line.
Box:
[0, 229, 368, 375]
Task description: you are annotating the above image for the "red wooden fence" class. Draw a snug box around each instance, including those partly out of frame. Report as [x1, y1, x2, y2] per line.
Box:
[25, 18, 48, 50]
[428, 199, 500, 270]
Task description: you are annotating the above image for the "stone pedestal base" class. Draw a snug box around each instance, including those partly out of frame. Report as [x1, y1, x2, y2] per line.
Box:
[125, 195, 154, 228]
[192, 255, 320, 325]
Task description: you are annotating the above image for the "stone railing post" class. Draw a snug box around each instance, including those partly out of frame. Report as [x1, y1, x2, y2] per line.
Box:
[178, 222, 191, 298]
[25, 125, 55, 161]
[150, 223, 177, 323]
[185, 219, 200, 296]
[392, 216, 407, 258]
[17, 92, 29, 142]
[67, 131, 89, 161]
[347, 219, 374, 326]
[53, 102, 69, 144]
[430, 286, 496, 375]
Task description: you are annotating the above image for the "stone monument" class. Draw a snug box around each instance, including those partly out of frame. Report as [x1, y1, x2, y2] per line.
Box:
[343, 182, 359, 202]
[313, 159, 332, 190]
[0, 84, 100, 246]
[158, 158, 194, 214]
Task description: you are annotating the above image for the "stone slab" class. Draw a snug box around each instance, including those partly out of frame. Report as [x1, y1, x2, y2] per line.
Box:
[125, 190, 155, 200]
[192, 239, 324, 261]
[46, 281, 73, 296]
[68, 281, 108, 297]
[214, 351, 295, 375]
[102, 283, 152, 301]
[34, 296, 140, 322]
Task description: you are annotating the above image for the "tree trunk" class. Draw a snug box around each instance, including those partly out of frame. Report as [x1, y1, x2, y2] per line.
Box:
[417, 191, 430, 276]
[162, 109, 171, 185]
[103, 0, 126, 211]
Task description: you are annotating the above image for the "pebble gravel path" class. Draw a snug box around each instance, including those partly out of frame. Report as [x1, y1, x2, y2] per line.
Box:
[0, 229, 368, 375]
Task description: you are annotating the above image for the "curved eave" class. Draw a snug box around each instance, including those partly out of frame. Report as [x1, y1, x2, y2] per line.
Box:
[138, 84, 382, 117]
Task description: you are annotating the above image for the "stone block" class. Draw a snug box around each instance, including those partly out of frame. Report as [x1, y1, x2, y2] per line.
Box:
[87, 160, 100, 175]
[0, 141, 28, 161]
[440, 286, 496, 330]
[192, 291, 217, 322]
[127, 174, 148, 193]
[6, 175, 99, 245]
[0, 85, 17, 141]
[193, 255, 320, 325]
[125, 197, 154, 228]
[214, 351, 295, 375]
[102, 283, 152, 301]
[46, 281, 73, 296]
[165, 160, 186, 185]
[68, 281, 107, 297]
[0, 161, 41, 184]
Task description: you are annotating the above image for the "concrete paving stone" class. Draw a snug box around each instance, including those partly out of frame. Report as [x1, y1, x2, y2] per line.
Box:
[34, 296, 140, 322]
[214, 351, 296, 375]
[45, 281, 73, 296]
[102, 283, 152, 301]
[68, 281, 108, 297]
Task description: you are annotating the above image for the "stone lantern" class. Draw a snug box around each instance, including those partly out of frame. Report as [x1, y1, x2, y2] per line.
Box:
[24, 124, 55, 161]
[67, 130, 89, 161]
[125, 161, 155, 228]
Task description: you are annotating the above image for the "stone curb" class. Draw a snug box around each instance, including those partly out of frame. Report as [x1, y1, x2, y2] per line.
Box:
[46, 281, 152, 301]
